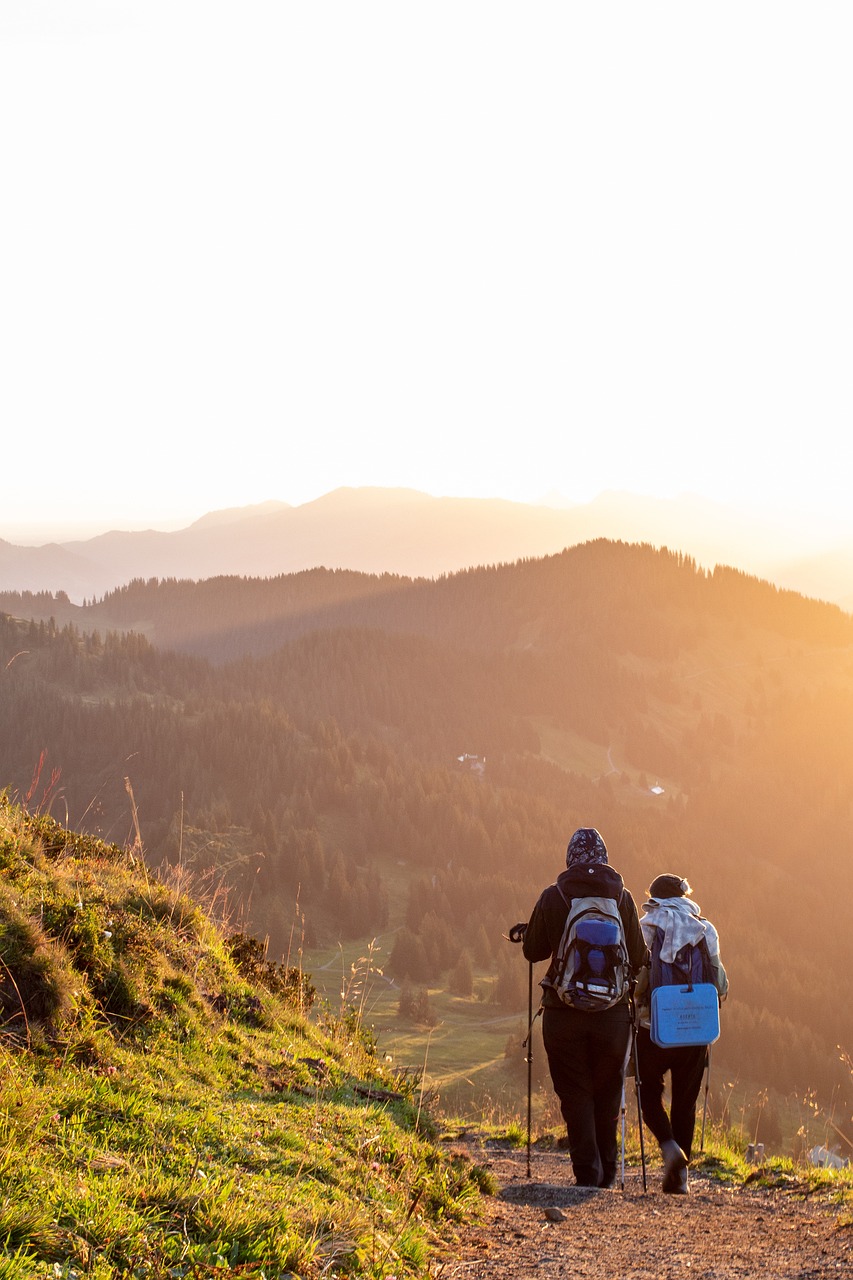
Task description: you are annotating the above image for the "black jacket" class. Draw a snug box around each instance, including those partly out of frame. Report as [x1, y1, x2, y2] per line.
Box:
[522, 863, 648, 1009]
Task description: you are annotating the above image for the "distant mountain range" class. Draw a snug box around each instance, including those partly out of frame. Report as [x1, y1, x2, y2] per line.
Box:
[2, 487, 852, 610]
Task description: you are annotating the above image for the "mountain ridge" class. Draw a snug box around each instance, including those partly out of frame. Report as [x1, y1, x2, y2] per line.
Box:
[2, 487, 851, 610]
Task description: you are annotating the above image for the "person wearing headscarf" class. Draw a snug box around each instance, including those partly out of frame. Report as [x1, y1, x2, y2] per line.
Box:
[634, 874, 728, 1194]
[522, 828, 647, 1188]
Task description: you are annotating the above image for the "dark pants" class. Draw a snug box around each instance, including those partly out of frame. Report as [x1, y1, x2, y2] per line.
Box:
[636, 1026, 708, 1159]
[542, 1004, 631, 1187]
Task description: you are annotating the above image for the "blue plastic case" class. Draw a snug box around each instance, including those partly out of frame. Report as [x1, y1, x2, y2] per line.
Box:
[650, 983, 720, 1047]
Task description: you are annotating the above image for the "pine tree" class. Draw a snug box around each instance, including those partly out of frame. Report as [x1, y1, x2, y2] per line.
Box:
[449, 949, 474, 997]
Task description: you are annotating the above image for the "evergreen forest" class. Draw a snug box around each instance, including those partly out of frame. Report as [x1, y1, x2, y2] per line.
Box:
[2, 540, 852, 1133]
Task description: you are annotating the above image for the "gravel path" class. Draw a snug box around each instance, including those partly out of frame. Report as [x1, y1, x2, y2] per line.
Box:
[435, 1139, 852, 1279]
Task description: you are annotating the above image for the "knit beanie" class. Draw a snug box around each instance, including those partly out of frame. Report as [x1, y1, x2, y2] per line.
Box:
[566, 828, 608, 867]
[648, 873, 692, 899]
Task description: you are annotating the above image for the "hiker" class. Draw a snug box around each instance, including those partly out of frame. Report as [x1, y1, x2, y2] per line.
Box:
[634, 873, 729, 1194]
[522, 828, 647, 1188]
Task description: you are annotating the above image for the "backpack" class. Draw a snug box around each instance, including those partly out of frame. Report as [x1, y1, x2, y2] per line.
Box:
[544, 887, 630, 1011]
[647, 924, 720, 1047]
[648, 927, 716, 990]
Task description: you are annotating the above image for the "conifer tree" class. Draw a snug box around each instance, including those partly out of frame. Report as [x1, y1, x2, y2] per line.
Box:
[449, 949, 474, 997]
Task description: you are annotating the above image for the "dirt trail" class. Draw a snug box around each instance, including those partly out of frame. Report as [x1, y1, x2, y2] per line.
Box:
[436, 1139, 852, 1279]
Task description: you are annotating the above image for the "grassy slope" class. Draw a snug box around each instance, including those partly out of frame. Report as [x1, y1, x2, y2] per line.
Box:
[0, 800, 493, 1280]
[2, 808, 850, 1280]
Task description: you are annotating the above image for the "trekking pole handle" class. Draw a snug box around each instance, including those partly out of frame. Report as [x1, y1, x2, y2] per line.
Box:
[507, 922, 527, 944]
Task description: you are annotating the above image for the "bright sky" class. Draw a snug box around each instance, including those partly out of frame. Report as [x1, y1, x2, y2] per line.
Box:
[2, 2, 852, 543]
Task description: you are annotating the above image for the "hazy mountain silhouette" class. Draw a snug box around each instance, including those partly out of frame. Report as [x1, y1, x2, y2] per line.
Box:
[0, 538, 97, 601]
[0, 487, 850, 609]
[772, 546, 853, 612]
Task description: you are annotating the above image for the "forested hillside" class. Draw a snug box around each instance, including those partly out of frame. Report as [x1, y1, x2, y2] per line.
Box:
[2, 541, 852, 1125]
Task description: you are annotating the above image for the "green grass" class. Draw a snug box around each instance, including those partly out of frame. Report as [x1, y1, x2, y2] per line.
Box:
[0, 1043, 477, 1278]
[300, 931, 533, 1117]
[0, 798, 492, 1279]
[689, 1124, 853, 1217]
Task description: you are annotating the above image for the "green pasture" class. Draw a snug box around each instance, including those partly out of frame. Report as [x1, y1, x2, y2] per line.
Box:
[300, 930, 534, 1117]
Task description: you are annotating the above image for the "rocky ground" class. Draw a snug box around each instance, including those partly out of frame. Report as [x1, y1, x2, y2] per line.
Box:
[435, 1138, 852, 1279]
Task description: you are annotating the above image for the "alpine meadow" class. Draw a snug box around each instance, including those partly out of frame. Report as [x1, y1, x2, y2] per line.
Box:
[2, 537, 853, 1157]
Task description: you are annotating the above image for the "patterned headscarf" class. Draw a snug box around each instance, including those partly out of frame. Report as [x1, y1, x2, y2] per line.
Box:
[566, 827, 608, 867]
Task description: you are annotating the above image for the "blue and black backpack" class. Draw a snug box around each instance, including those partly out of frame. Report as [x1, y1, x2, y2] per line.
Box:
[648, 928, 716, 990]
[544, 886, 630, 1011]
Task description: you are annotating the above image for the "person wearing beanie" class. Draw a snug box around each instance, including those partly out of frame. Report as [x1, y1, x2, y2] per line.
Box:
[522, 828, 647, 1188]
[634, 874, 728, 1194]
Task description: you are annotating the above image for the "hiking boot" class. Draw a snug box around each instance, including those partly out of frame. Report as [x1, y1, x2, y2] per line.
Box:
[660, 1139, 688, 1193]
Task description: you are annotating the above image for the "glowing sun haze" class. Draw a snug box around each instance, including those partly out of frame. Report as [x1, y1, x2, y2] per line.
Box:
[2, 2, 852, 548]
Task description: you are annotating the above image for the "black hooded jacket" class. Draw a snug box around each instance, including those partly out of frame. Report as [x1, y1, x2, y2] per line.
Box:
[522, 862, 648, 1009]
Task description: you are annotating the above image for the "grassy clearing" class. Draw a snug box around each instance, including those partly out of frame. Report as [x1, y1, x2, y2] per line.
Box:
[0, 799, 492, 1279]
[300, 930, 532, 1117]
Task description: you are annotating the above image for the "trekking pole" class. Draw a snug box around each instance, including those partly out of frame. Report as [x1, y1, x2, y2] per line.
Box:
[629, 997, 648, 1193]
[700, 1046, 712, 1152]
[620, 1081, 627, 1190]
[506, 922, 534, 1178]
[525, 954, 533, 1178]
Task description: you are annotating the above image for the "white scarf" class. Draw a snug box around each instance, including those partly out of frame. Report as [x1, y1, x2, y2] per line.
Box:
[641, 896, 709, 964]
